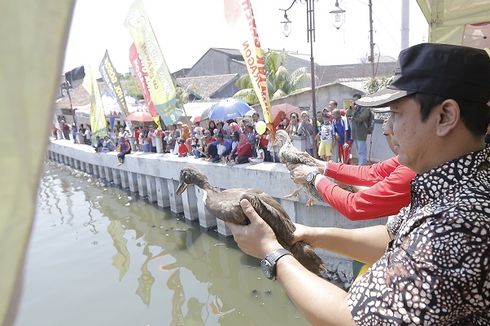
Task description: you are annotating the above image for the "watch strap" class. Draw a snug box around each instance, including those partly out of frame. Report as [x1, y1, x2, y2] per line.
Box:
[264, 248, 292, 279]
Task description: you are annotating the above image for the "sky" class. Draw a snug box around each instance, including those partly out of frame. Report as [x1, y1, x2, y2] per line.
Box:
[63, 0, 428, 75]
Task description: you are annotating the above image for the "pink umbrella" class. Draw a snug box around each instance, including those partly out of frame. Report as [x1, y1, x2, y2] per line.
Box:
[126, 111, 154, 122]
[271, 103, 301, 120]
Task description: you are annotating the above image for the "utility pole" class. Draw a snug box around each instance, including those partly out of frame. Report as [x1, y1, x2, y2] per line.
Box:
[368, 0, 375, 78]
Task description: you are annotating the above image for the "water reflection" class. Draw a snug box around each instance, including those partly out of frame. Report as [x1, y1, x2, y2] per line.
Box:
[16, 162, 308, 325]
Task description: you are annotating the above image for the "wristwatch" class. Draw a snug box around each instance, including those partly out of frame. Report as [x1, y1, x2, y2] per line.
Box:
[260, 248, 292, 280]
[305, 171, 321, 186]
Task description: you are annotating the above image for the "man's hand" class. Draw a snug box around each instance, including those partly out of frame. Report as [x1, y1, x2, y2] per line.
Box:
[293, 223, 320, 248]
[289, 164, 319, 185]
[226, 199, 283, 259]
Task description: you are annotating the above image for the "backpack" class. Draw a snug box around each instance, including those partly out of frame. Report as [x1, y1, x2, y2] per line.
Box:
[366, 109, 375, 134]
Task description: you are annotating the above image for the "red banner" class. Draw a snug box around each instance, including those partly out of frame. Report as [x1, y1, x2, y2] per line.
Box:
[129, 43, 158, 117]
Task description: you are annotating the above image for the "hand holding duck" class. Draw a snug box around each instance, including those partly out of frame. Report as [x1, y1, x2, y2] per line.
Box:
[226, 199, 283, 259]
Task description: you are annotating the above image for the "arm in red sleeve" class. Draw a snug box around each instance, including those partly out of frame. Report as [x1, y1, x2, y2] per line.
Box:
[316, 164, 416, 220]
[326, 156, 402, 187]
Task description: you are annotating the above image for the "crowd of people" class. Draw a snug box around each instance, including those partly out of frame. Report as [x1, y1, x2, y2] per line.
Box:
[52, 99, 376, 168]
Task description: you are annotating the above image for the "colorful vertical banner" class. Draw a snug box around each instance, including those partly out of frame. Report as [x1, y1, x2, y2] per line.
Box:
[83, 65, 108, 142]
[125, 0, 182, 125]
[99, 50, 132, 130]
[224, 0, 273, 134]
[129, 43, 158, 118]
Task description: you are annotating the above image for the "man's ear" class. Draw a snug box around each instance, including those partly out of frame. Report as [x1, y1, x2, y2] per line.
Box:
[435, 99, 460, 136]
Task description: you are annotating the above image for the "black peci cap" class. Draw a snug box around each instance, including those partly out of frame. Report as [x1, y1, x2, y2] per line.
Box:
[356, 43, 490, 107]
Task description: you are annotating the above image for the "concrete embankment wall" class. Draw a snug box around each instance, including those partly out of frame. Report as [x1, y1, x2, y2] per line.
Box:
[47, 140, 385, 282]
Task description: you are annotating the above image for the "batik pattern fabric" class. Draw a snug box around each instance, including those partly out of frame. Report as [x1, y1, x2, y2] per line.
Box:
[347, 147, 490, 325]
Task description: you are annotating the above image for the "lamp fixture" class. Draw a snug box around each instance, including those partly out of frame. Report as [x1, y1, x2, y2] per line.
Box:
[329, 0, 346, 30]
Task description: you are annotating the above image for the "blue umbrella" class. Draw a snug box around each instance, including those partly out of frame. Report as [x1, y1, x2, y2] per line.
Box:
[207, 98, 254, 121]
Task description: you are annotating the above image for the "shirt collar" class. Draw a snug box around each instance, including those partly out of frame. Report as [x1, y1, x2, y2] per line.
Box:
[411, 146, 490, 207]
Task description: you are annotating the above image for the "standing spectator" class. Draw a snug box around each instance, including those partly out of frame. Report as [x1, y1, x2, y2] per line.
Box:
[71, 123, 77, 143]
[297, 111, 315, 157]
[347, 94, 370, 165]
[317, 113, 334, 161]
[84, 125, 92, 145]
[285, 112, 300, 136]
[331, 109, 347, 163]
[153, 128, 163, 153]
[134, 127, 140, 151]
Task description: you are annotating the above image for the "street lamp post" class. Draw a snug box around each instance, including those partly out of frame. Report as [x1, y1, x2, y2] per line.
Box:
[280, 0, 319, 157]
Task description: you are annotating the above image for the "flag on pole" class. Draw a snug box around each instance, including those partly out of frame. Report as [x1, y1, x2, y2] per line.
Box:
[83, 65, 107, 143]
[99, 50, 132, 130]
[65, 65, 85, 88]
[129, 43, 158, 118]
[224, 0, 274, 136]
[125, 0, 182, 126]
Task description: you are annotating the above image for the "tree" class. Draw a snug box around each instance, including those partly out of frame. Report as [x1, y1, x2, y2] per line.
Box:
[233, 50, 311, 105]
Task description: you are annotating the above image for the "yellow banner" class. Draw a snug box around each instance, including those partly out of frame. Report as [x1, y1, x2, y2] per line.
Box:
[224, 0, 273, 130]
[83, 66, 108, 142]
[125, 0, 182, 125]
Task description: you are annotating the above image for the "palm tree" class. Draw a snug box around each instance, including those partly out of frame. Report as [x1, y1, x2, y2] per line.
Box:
[233, 50, 311, 105]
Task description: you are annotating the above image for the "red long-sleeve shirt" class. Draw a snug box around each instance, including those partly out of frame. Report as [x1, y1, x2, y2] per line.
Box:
[316, 156, 416, 220]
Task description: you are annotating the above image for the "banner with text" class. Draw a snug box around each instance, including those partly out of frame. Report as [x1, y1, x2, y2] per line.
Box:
[224, 0, 273, 133]
[99, 50, 132, 130]
[129, 43, 158, 118]
[125, 0, 182, 125]
[83, 66, 107, 142]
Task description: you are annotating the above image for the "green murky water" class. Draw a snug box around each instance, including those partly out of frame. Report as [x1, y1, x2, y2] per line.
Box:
[13, 161, 308, 326]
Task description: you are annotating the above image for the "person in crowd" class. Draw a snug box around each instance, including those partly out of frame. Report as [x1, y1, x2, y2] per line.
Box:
[94, 136, 103, 153]
[285, 112, 300, 136]
[149, 126, 157, 152]
[165, 124, 177, 153]
[142, 128, 151, 153]
[275, 111, 289, 131]
[192, 121, 203, 140]
[208, 120, 217, 136]
[226, 43, 490, 325]
[84, 125, 92, 145]
[191, 136, 201, 158]
[215, 121, 225, 137]
[181, 123, 191, 141]
[317, 112, 334, 161]
[71, 123, 77, 143]
[153, 127, 164, 153]
[214, 134, 232, 163]
[251, 112, 260, 125]
[173, 122, 183, 154]
[248, 144, 265, 164]
[134, 127, 140, 151]
[347, 94, 370, 165]
[228, 132, 253, 165]
[177, 138, 188, 157]
[297, 111, 315, 157]
[102, 135, 115, 152]
[117, 136, 131, 165]
[331, 108, 348, 163]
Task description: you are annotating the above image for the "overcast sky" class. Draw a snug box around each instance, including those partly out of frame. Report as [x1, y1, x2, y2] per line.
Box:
[63, 0, 428, 75]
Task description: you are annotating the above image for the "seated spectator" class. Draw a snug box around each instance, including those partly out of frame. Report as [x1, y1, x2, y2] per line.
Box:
[102, 136, 115, 152]
[117, 137, 131, 165]
[229, 133, 253, 164]
[215, 134, 232, 163]
[191, 137, 201, 158]
[94, 136, 103, 152]
[177, 138, 188, 157]
[249, 145, 265, 164]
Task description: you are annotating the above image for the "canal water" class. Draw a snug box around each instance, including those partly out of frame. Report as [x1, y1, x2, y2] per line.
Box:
[13, 161, 308, 326]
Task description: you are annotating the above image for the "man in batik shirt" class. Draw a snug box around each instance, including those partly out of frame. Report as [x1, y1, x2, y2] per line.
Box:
[226, 43, 490, 325]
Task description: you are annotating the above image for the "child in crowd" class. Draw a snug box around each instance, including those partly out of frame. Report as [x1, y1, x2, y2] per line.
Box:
[177, 138, 187, 157]
[248, 145, 265, 164]
[318, 113, 334, 161]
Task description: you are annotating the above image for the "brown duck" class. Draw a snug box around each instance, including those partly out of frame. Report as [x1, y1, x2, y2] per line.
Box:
[176, 167, 325, 276]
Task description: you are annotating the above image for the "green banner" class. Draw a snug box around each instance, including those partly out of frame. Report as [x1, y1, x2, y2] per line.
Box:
[83, 65, 107, 142]
[125, 0, 182, 125]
